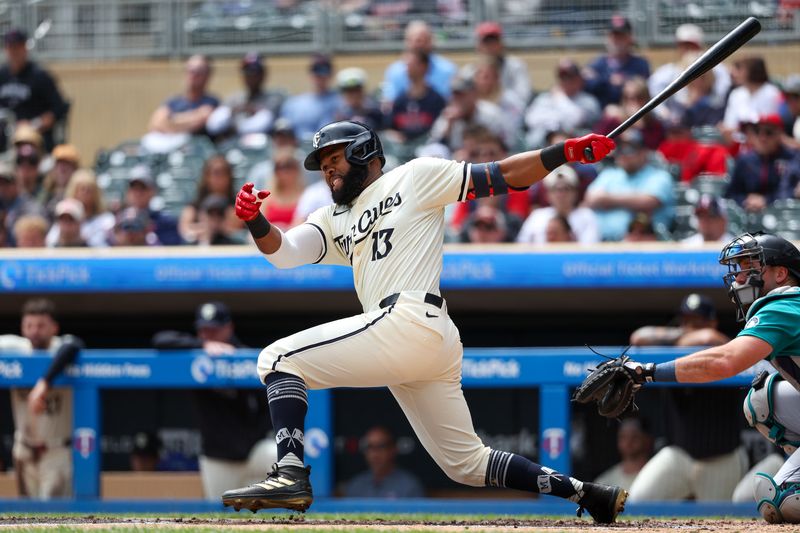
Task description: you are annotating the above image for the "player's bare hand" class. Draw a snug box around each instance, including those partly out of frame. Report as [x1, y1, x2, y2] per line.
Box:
[27, 379, 49, 415]
[235, 182, 270, 221]
[203, 340, 236, 356]
[564, 134, 615, 164]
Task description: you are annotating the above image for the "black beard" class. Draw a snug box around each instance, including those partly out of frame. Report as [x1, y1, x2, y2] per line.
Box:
[331, 164, 368, 206]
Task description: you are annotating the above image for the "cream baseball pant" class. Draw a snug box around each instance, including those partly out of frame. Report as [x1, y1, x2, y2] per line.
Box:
[199, 437, 277, 500]
[257, 291, 491, 487]
[627, 446, 747, 501]
[12, 442, 72, 499]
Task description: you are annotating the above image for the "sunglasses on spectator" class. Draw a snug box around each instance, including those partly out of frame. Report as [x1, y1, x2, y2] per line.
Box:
[474, 221, 498, 231]
[754, 126, 779, 136]
[16, 156, 39, 166]
[365, 441, 392, 450]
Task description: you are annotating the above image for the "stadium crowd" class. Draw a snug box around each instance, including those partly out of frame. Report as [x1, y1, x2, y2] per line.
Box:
[0, 17, 799, 250]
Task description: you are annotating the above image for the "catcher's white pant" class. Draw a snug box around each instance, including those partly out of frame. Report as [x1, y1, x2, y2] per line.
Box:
[12, 443, 71, 499]
[627, 446, 747, 501]
[199, 437, 277, 500]
[257, 291, 491, 487]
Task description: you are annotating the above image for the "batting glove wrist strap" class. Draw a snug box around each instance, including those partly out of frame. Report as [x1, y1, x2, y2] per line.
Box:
[540, 142, 567, 171]
[246, 213, 271, 239]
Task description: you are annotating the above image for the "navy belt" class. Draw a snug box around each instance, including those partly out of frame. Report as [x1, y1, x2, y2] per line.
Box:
[380, 292, 444, 309]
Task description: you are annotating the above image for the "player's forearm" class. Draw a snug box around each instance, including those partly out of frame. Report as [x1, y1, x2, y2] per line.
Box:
[253, 227, 282, 255]
[498, 150, 551, 189]
[674, 346, 739, 382]
[251, 222, 324, 269]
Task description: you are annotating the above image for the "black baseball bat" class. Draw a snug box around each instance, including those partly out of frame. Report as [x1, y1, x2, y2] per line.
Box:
[584, 16, 761, 161]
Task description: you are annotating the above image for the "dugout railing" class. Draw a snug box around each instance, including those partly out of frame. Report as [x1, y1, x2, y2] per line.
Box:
[0, 348, 760, 516]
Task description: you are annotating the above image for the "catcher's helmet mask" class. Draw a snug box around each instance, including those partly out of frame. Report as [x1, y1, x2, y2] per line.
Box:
[304, 120, 386, 171]
[719, 232, 800, 321]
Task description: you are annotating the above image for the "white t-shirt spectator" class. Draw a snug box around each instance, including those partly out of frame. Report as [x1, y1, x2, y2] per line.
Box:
[516, 207, 600, 245]
[723, 83, 783, 129]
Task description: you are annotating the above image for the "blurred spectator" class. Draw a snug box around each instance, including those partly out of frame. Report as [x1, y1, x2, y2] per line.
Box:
[11, 123, 44, 156]
[279, 54, 339, 142]
[130, 432, 162, 472]
[196, 195, 242, 246]
[584, 131, 674, 241]
[583, 15, 650, 107]
[659, 52, 725, 130]
[270, 117, 300, 151]
[54, 169, 115, 247]
[722, 56, 783, 136]
[428, 75, 512, 153]
[460, 202, 516, 243]
[596, 77, 665, 150]
[527, 130, 599, 209]
[259, 148, 305, 230]
[12, 214, 47, 247]
[290, 179, 333, 227]
[206, 52, 285, 141]
[657, 116, 729, 183]
[2, 298, 83, 499]
[648, 24, 730, 124]
[517, 165, 599, 245]
[38, 144, 79, 215]
[50, 198, 87, 248]
[595, 417, 653, 491]
[343, 426, 423, 498]
[461, 21, 531, 106]
[681, 194, 733, 246]
[0, 28, 69, 152]
[0, 160, 44, 245]
[386, 51, 446, 143]
[782, 74, 800, 149]
[381, 20, 456, 104]
[725, 114, 800, 212]
[112, 207, 157, 247]
[544, 215, 575, 243]
[524, 59, 601, 148]
[179, 155, 238, 244]
[14, 144, 43, 197]
[124, 165, 182, 245]
[628, 294, 745, 502]
[333, 67, 384, 131]
[145, 55, 218, 152]
[448, 130, 528, 231]
[471, 56, 525, 135]
[153, 301, 275, 500]
[623, 212, 659, 242]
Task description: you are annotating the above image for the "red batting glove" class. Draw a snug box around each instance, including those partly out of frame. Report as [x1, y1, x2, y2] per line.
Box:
[564, 134, 616, 164]
[235, 182, 270, 222]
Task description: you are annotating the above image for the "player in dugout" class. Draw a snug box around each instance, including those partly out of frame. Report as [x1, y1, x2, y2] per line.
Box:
[221, 120, 626, 523]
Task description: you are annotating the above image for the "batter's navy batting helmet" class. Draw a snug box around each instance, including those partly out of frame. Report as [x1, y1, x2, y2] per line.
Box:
[303, 120, 385, 171]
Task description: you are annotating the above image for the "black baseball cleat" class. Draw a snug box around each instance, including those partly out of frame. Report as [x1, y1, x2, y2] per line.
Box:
[575, 482, 628, 524]
[222, 463, 313, 513]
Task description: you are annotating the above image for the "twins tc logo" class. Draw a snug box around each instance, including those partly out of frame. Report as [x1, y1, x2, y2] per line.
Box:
[312, 131, 321, 149]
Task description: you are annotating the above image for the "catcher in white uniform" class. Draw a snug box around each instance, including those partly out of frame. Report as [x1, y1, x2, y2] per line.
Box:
[1, 298, 83, 499]
[222, 120, 624, 522]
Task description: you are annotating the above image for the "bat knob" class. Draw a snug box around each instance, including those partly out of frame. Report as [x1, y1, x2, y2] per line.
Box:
[583, 146, 595, 162]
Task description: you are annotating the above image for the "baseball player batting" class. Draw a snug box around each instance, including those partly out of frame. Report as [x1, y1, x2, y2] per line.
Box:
[222, 120, 625, 522]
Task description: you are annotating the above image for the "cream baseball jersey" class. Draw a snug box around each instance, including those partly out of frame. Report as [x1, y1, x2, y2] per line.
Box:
[1, 335, 73, 446]
[305, 157, 470, 311]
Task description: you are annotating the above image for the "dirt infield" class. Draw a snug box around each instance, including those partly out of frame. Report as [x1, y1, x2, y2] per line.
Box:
[0, 516, 798, 532]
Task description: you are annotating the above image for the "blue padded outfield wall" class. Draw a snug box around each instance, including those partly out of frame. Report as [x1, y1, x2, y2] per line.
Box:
[0, 349, 758, 516]
[0, 247, 726, 293]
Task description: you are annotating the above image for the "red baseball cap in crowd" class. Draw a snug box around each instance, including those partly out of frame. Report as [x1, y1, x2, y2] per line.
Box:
[757, 114, 783, 129]
[476, 21, 503, 39]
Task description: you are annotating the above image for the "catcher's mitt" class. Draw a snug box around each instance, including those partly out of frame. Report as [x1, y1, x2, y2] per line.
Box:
[573, 349, 653, 419]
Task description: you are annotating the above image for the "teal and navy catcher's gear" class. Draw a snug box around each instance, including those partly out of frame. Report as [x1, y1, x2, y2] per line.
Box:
[719, 232, 800, 321]
[754, 472, 800, 524]
[744, 370, 800, 454]
[303, 120, 385, 171]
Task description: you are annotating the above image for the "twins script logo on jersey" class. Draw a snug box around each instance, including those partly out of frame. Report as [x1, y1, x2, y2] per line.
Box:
[333, 192, 402, 260]
[276, 427, 305, 448]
